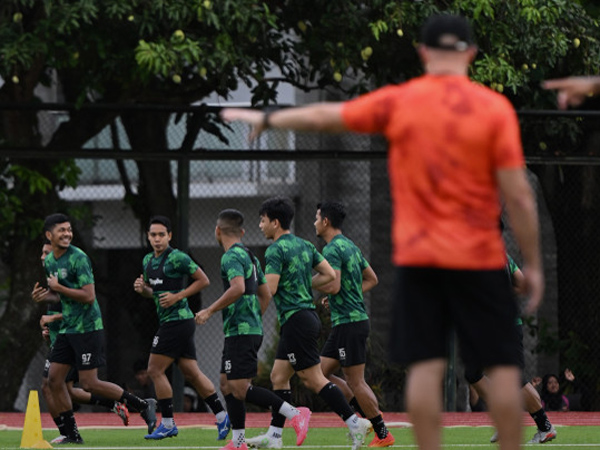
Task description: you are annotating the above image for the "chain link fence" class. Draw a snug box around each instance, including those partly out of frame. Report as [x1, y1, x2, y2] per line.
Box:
[2, 105, 600, 413]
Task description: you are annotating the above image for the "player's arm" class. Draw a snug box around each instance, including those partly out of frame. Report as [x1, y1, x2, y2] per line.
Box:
[195, 276, 244, 324]
[497, 167, 543, 313]
[220, 103, 346, 141]
[315, 269, 341, 295]
[543, 76, 600, 109]
[47, 276, 95, 304]
[511, 266, 526, 295]
[133, 274, 153, 298]
[312, 259, 336, 289]
[265, 273, 280, 297]
[31, 282, 60, 303]
[361, 265, 379, 293]
[257, 282, 272, 315]
[159, 267, 210, 308]
[40, 313, 62, 329]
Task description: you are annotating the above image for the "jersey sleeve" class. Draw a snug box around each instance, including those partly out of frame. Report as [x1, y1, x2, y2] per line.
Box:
[265, 245, 283, 275]
[308, 242, 325, 268]
[142, 253, 151, 282]
[323, 245, 342, 271]
[341, 85, 397, 134]
[492, 99, 525, 169]
[222, 250, 245, 281]
[73, 252, 95, 287]
[170, 251, 200, 276]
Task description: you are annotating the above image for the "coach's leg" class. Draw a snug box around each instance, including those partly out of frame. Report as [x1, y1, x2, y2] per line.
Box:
[486, 365, 522, 450]
[406, 358, 445, 450]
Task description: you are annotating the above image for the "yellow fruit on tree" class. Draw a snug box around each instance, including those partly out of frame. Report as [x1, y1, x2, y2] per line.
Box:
[333, 72, 342, 82]
[172, 74, 182, 84]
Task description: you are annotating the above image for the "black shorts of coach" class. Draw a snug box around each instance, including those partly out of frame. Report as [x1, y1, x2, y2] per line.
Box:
[151, 318, 196, 360]
[221, 334, 263, 380]
[49, 330, 107, 371]
[390, 266, 521, 369]
[275, 309, 322, 371]
[321, 319, 370, 367]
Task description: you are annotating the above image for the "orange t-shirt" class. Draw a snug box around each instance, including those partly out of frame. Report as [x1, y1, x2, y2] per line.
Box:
[342, 74, 525, 269]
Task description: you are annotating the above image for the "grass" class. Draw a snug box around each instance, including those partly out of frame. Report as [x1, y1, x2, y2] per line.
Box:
[2, 425, 600, 449]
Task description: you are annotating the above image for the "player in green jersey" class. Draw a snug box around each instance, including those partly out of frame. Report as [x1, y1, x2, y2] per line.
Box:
[195, 209, 311, 450]
[133, 215, 230, 441]
[245, 197, 371, 450]
[33, 239, 129, 442]
[44, 213, 156, 444]
[314, 201, 395, 448]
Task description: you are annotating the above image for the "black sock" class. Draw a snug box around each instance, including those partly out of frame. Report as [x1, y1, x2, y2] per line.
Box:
[350, 397, 366, 418]
[224, 393, 246, 430]
[245, 386, 285, 412]
[369, 414, 388, 439]
[530, 408, 552, 432]
[204, 392, 225, 415]
[120, 390, 147, 412]
[271, 390, 291, 428]
[318, 382, 354, 421]
[158, 398, 174, 419]
[59, 410, 80, 440]
[53, 415, 66, 436]
[90, 394, 115, 410]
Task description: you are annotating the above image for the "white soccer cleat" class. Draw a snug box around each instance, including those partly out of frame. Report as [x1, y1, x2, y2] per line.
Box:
[490, 430, 499, 443]
[350, 418, 372, 450]
[528, 426, 557, 444]
[245, 433, 283, 449]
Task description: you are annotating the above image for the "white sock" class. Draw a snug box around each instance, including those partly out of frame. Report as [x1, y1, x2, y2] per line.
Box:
[267, 426, 283, 439]
[278, 402, 299, 420]
[232, 429, 245, 447]
[216, 411, 227, 423]
[345, 414, 360, 429]
[161, 417, 175, 429]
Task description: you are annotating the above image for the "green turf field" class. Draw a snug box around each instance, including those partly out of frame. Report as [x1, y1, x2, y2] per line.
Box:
[2, 426, 600, 449]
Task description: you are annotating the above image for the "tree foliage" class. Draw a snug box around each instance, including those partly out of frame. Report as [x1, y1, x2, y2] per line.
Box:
[1, 0, 600, 409]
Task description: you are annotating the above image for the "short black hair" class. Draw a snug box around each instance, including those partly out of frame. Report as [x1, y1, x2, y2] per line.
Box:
[43, 238, 51, 245]
[148, 215, 172, 233]
[317, 201, 346, 229]
[43, 213, 70, 232]
[259, 197, 295, 230]
[218, 209, 244, 236]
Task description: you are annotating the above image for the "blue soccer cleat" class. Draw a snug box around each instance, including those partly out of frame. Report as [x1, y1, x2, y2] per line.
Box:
[145, 423, 178, 440]
[216, 413, 231, 440]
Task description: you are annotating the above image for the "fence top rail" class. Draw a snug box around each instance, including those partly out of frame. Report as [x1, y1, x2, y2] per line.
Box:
[1, 102, 600, 117]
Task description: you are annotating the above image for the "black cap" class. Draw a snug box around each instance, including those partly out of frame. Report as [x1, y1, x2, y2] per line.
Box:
[420, 14, 474, 51]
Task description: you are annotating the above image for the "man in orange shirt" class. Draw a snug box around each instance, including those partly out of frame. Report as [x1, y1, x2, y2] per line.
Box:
[221, 14, 543, 450]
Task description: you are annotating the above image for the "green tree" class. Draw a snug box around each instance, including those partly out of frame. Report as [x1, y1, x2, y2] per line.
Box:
[1, 0, 600, 409]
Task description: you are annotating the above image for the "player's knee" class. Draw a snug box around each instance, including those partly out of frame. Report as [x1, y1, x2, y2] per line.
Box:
[464, 367, 484, 385]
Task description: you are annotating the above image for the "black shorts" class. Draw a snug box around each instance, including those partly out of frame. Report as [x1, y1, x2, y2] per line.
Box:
[275, 309, 321, 371]
[43, 357, 80, 383]
[390, 267, 520, 369]
[49, 330, 106, 370]
[321, 320, 369, 367]
[151, 319, 196, 360]
[221, 335, 263, 380]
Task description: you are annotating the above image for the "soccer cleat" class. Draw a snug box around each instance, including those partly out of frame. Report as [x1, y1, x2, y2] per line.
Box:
[217, 413, 232, 440]
[112, 402, 130, 426]
[220, 440, 249, 450]
[245, 434, 283, 449]
[140, 398, 157, 434]
[490, 430, 499, 443]
[528, 426, 557, 444]
[144, 423, 179, 440]
[290, 406, 311, 446]
[368, 431, 395, 447]
[350, 418, 372, 450]
[52, 435, 84, 445]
